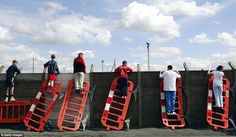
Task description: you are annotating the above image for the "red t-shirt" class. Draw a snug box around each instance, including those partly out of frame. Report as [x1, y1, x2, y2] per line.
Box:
[115, 65, 133, 78]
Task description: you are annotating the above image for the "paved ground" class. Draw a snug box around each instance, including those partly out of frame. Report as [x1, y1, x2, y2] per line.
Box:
[0, 127, 236, 137]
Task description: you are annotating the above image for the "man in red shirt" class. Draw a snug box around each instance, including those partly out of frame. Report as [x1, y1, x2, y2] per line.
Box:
[115, 60, 133, 98]
[73, 53, 86, 93]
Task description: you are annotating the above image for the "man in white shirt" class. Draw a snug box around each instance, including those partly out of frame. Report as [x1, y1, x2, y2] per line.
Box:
[208, 65, 224, 108]
[160, 65, 181, 115]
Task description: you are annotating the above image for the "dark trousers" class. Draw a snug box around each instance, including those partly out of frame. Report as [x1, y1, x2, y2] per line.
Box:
[118, 77, 128, 96]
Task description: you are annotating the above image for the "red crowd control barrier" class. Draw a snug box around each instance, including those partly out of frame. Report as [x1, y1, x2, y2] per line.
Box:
[160, 79, 185, 129]
[24, 80, 62, 132]
[57, 80, 90, 131]
[206, 76, 230, 130]
[101, 77, 134, 131]
[0, 101, 31, 123]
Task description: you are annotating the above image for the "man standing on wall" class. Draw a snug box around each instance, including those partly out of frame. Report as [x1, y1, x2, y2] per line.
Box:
[115, 60, 133, 99]
[4, 60, 21, 102]
[44, 54, 60, 93]
[160, 65, 181, 115]
[73, 52, 86, 93]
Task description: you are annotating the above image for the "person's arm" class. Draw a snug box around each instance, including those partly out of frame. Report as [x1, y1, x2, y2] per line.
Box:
[44, 61, 49, 68]
[159, 71, 164, 78]
[15, 66, 21, 74]
[128, 67, 133, 72]
[82, 59, 86, 73]
[207, 69, 213, 75]
[55, 62, 60, 74]
[175, 70, 181, 78]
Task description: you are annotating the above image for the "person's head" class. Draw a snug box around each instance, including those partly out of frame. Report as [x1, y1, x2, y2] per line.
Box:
[167, 65, 173, 70]
[78, 52, 84, 58]
[122, 60, 128, 65]
[216, 65, 223, 71]
[12, 60, 18, 65]
[51, 54, 56, 59]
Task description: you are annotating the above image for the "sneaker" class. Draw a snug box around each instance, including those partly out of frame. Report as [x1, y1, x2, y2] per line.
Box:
[167, 112, 171, 115]
[171, 112, 176, 115]
[10, 96, 16, 102]
[121, 96, 125, 99]
[4, 97, 8, 102]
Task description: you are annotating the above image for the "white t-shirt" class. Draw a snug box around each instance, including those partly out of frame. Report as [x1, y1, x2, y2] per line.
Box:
[160, 70, 181, 91]
[212, 71, 224, 85]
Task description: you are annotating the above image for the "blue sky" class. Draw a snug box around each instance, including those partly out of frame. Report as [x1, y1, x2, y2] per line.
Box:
[1, 0, 236, 72]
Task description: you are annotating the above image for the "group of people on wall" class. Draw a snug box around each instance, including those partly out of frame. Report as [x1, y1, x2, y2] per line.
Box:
[2, 53, 225, 116]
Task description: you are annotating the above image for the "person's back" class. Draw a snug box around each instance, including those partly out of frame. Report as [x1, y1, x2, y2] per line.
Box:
[212, 70, 224, 85]
[44, 59, 59, 74]
[115, 64, 133, 78]
[73, 56, 86, 73]
[6, 64, 20, 78]
[161, 70, 181, 91]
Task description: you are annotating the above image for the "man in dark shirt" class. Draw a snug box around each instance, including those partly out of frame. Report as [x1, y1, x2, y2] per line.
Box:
[44, 54, 60, 92]
[4, 60, 21, 102]
[73, 53, 86, 93]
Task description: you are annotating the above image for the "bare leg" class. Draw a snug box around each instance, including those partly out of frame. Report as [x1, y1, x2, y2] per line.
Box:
[10, 87, 14, 96]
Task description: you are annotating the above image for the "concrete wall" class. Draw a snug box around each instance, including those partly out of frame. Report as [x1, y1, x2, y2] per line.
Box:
[0, 70, 236, 128]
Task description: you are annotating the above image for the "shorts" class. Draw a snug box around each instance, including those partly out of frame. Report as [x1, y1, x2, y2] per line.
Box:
[6, 77, 14, 88]
[48, 74, 57, 80]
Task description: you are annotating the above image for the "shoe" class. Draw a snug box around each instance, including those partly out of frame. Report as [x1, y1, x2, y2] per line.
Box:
[4, 97, 8, 102]
[171, 112, 176, 115]
[167, 112, 171, 115]
[10, 96, 16, 102]
[48, 90, 52, 94]
[75, 89, 80, 93]
[121, 96, 125, 99]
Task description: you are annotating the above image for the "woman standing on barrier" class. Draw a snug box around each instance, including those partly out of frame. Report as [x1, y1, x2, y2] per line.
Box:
[208, 65, 224, 108]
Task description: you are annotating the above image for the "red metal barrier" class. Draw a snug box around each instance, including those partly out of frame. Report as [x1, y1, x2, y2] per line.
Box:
[0, 101, 31, 123]
[160, 79, 185, 129]
[206, 76, 230, 129]
[24, 80, 62, 132]
[101, 77, 134, 131]
[57, 80, 90, 131]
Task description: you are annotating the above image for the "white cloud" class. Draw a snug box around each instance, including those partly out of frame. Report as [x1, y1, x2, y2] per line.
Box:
[0, 6, 112, 46]
[149, 0, 221, 17]
[130, 46, 181, 60]
[217, 32, 236, 47]
[0, 26, 13, 41]
[45, 2, 67, 11]
[189, 33, 215, 44]
[0, 43, 46, 73]
[72, 50, 95, 58]
[121, 1, 180, 37]
[122, 37, 133, 42]
[32, 14, 112, 46]
[149, 35, 174, 44]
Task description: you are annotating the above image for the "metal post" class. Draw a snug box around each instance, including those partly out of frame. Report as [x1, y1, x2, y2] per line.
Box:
[146, 42, 150, 71]
[102, 60, 104, 72]
[33, 58, 35, 73]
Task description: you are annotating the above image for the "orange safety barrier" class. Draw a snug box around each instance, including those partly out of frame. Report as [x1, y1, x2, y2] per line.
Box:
[0, 101, 31, 123]
[57, 80, 90, 131]
[101, 77, 134, 131]
[206, 76, 230, 130]
[160, 79, 185, 129]
[24, 80, 62, 132]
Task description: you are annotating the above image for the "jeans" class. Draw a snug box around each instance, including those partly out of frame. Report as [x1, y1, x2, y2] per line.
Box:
[118, 77, 128, 96]
[213, 83, 223, 108]
[164, 91, 176, 113]
[74, 72, 85, 90]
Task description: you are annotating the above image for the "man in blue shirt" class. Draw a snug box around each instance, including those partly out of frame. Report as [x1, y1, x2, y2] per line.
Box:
[4, 60, 21, 102]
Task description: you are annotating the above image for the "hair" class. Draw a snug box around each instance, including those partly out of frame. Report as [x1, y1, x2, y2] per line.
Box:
[216, 65, 223, 71]
[51, 54, 56, 59]
[12, 60, 18, 64]
[167, 65, 173, 70]
[122, 60, 128, 65]
[78, 53, 84, 57]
